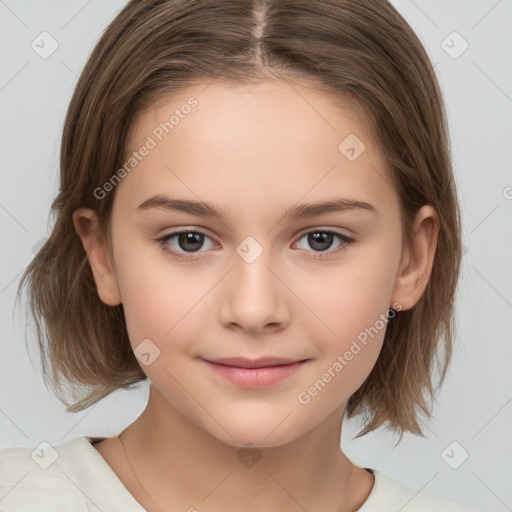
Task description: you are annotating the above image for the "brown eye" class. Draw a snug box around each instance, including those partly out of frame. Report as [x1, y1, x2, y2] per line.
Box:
[295, 230, 354, 257]
[156, 229, 216, 260]
[175, 232, 205, 252]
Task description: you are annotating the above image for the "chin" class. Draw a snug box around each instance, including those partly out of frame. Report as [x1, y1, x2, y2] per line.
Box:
[201, 411, 312, 450]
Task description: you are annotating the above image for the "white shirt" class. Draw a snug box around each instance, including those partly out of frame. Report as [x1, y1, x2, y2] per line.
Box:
[0, 436, 473, 511]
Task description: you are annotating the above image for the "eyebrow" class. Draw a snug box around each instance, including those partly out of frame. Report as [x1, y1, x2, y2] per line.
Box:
[136, 194, 377, 220]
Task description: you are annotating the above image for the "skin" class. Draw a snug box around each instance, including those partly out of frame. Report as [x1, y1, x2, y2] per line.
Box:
[73, 79, 439, 512]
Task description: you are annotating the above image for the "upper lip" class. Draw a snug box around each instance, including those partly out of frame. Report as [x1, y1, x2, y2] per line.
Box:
[204, 357, 306, 369]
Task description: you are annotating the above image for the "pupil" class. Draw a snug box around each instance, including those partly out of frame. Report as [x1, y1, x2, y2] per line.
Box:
[179, 232, 203, 252]
[309, 232, 333, 251]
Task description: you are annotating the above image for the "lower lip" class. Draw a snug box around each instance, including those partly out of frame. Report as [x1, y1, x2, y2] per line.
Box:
[204, 360, 306, 388]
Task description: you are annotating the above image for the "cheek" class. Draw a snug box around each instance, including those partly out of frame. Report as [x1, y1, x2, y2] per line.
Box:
[114, 245, 209, 352]
[290, 256, 396, 394]
[296, 255, 396, 342]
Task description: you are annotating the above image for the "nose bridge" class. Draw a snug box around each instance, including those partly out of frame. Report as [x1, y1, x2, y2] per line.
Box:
[219, 233, 288, 331]
[233, 233, 278, 300]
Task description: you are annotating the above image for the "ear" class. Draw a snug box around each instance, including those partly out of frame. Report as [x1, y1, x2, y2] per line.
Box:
[72, 208, 122, 306]
[390, 205, 439, 311]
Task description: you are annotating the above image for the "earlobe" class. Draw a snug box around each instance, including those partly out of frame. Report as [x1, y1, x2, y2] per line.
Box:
[72, 208, 122, 306]
[390, 205, 439, 311]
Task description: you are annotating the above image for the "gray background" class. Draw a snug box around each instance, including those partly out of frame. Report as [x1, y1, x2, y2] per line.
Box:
[1, 1, 511, 511]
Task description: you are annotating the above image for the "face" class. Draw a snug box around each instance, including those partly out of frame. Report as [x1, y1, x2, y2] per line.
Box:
[82, 80, 416, 448]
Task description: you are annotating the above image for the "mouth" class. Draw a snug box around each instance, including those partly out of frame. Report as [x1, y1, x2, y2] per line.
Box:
[202, 357, 309, 388]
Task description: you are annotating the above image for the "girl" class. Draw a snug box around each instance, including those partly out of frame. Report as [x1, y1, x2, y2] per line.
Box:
[1, 0, 472, 510]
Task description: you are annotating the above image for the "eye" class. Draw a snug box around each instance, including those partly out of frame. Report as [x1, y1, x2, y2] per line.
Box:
[155, 228, 354, 261]
[156, 229, 216, 260]
[294, 230, 354, 258]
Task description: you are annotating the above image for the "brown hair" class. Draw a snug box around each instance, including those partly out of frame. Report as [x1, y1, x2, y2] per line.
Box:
[16, 0, 461, 438]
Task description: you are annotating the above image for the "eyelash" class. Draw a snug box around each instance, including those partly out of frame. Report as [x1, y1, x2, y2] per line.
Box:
[155, 228, 354, 261]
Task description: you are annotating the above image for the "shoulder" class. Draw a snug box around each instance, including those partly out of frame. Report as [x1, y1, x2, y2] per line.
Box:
[358, 469, 475, 512]
[0, 438, 93, 511]
[0, 436, 145, 511]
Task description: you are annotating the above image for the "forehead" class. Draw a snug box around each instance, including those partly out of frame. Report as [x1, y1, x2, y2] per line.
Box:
[117, 79, 397, 220]
[129, 79, 376, 153]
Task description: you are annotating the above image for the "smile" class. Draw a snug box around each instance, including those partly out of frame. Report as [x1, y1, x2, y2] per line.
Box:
[202, 357, 309, 388]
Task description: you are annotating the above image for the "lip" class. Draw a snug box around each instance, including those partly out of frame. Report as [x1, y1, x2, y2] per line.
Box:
[203, 357, 308, 388]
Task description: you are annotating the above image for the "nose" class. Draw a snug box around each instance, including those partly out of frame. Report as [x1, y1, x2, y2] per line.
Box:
[218, 243, 290, 335]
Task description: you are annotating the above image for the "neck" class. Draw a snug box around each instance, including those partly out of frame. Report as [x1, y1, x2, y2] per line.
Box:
[118, 384, 372, 512]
